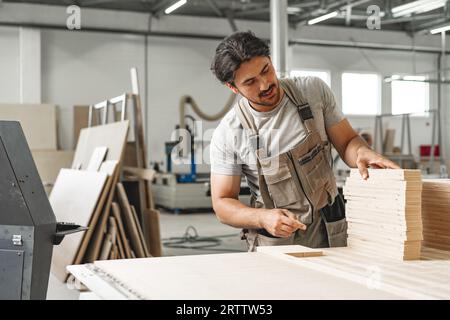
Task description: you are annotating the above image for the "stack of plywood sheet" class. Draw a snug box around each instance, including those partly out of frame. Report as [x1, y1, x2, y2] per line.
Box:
[343, 169, 423, 260]
[422, 179, 450, 251]
[50, 120, 154, 282]
[0, 104, 71, 194]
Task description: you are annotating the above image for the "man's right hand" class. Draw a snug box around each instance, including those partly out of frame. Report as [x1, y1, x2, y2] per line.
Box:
[259, 208, 307, 238]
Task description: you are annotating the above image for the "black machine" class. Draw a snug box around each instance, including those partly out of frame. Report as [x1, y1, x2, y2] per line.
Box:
[0, 121, 85, 300]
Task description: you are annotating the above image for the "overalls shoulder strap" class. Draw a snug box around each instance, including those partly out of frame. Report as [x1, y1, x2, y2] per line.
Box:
[234, 99, 275, 209]
[279, 78, 316, 133]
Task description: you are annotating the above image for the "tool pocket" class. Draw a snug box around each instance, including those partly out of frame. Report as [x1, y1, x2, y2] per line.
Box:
[320, 194, 347, 247]
[298, 145, 336, 209]
[263, 165, 301, 208]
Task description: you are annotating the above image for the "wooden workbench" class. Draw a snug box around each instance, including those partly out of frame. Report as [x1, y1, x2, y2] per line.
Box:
[66, 245, 450, 300]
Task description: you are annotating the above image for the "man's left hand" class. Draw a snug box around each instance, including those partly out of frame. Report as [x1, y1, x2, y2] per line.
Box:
[355, 146, 400, 180]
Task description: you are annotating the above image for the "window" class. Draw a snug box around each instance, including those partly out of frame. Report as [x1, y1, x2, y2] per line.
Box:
[342, 72, 380, 115]
[290, 69, 331, 86]
[391, 76, 429, 116]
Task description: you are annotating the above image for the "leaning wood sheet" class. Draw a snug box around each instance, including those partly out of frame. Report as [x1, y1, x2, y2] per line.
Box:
[72, 120, 129, 170]
[91, 252, 402, 300]
[0, 103, 58, 149]
[50, 169, 108, 282]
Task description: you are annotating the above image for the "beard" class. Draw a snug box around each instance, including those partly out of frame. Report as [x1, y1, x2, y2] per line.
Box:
[239, 81, 281, 108]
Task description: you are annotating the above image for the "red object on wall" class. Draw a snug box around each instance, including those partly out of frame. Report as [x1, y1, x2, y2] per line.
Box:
[420, 145, 440, 157]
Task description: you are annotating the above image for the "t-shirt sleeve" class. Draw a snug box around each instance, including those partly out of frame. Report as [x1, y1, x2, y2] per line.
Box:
[313, 77, 345, 128]
[209, 124, 242, 176]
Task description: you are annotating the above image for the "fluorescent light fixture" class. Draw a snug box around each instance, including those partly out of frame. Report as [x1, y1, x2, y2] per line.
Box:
[403, 75, 426, 81]
[165, 0, 187, 15]
[391, 0, 445, 18]
[287, 7, 302, 14]
[385, 75, 427, 82]
[307, 11, 338, 25]
[430, 24, 450, 34]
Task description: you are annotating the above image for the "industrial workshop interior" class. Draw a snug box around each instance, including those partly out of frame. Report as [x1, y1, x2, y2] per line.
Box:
[2, 0, 450, 304]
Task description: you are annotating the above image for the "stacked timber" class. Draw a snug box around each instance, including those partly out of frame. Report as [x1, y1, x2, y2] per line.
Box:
[343, 169, 423, 260]
[422, 179, 450, 251]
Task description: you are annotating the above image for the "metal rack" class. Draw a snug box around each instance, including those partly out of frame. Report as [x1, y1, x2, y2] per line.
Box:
[373, 110, 447, 176]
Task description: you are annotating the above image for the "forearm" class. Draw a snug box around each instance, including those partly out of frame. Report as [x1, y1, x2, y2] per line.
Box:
[213, 197, 264, 229]
[342, 135, 371, 168]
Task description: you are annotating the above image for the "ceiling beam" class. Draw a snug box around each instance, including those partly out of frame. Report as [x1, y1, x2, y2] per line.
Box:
[206, 0, 224, 17]
[152, 0, 173, 16]
[226, 9, 238, 32]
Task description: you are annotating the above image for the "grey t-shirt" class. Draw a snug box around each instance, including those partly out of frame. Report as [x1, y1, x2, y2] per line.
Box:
[210, 76, 345, 197]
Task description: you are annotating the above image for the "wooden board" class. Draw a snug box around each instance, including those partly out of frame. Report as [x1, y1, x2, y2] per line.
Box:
[50, 169, 108, 282]
[86, 146, 108, 171]
[257, 245, 323, 258]
[422, 179, 450, 251]
[117, 183, 146, 258]
[72, 161, 118, 266]
[31, 150, 74, 195]
[143, 209, 162, 257]
[90, 251, 402, 300]
[73, 105, 99, 148]
[111, 202, 132, 259]
[72, 121, 129, 170]
[130, 206, 151, 257]
[0, 103, 58, 149]
[83, 165, 121, 262]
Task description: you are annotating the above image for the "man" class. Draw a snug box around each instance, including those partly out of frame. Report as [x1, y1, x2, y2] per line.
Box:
[209, 31, 399, 251]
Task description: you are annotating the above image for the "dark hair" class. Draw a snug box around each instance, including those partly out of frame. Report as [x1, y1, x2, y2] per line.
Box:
[211, 31, 270, 84]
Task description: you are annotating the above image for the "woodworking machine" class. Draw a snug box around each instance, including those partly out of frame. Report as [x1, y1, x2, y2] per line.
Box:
[0, 121, 86, 300]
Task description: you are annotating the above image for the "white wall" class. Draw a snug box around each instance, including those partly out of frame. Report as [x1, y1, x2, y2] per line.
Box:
[0, 27, 20, 103]
[0, 13, 449, 173]
[41, 30, 146, 149]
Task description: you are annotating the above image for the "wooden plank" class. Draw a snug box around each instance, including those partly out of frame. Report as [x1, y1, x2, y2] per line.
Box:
[72, 121, 129, 170]
[0, 103, 58, 149]
[117, 183, 146, 258]
[257, 245, 323, 258]
[73, 105, 100, 149]
[77, 122, 130, 262]
[31, 150, 74, 194]
[86, 146, 108, 171]
[123, 167, 156, 181]
[143, 209, 162, 257]
[50, 169, 108, 282]
[111, 202, 132, 259]
[72, 161, 118, 266]
[90, 251, 402, 300]
[83, 166, 121, 262]
[130, 205, 151, 257]
[99, 233, 113, 261]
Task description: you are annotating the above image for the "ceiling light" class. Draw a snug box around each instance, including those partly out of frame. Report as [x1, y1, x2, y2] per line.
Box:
[430, 24, 450, 34]
[165, 0, 187, 15]
[307, 11, 338, 25]
[391, 0, 446, 18]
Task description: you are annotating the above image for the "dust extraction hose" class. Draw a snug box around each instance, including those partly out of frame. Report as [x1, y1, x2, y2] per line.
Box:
[179, 92, 237, 129]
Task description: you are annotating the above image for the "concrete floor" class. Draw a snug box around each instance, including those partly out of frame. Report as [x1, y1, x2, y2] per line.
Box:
[46, 210, 246, 300]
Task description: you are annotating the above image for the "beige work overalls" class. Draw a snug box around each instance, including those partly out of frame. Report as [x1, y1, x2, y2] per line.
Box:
[235, 78, 348, 252]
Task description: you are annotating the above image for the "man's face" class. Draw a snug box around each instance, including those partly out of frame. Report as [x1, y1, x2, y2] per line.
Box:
[227, 56, 281, 108]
